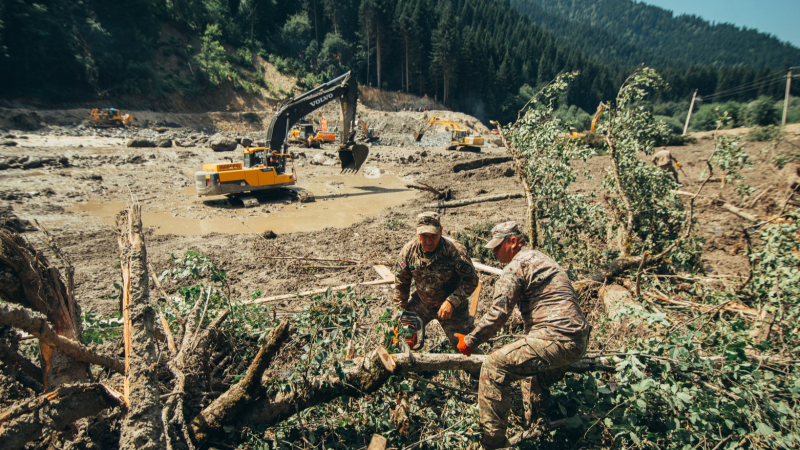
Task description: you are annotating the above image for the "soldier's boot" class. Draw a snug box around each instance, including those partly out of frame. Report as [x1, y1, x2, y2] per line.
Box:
[522, 373, 551, 431]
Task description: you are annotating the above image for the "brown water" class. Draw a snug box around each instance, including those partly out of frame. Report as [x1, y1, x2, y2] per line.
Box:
[68, 170, 415, 235]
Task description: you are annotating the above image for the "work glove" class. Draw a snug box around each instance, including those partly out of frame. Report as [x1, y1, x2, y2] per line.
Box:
[455, 333, 472, 356]
[675, 161, 682, 169]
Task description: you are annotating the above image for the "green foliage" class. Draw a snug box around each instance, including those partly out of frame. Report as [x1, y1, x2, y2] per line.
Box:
[744, 96, 779, 127]
[709, 112, 753, 197]
[504, 72, 607, 272]
[746, 209, 800, 332]
[194, 24, 235, 86]
[602, 68, 686, 258]
[81, 310, 122, 344]
[451, 222, 497, 263]
[744, 125, 784, 142]
[384, 218, 405, 230]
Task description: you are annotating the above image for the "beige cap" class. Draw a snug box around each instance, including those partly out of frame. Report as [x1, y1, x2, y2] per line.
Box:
[485, 221, 522, 249]
[416, 211, 442, 234]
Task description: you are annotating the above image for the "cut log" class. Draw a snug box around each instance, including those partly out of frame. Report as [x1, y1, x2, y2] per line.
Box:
[422, 193, 523, 209]
[0, 383, 121, 450]
[473, 261, 502, 276]
[452, 156, 512, 173]
[116, 205, 165, 450]
[720, 203, 759, 222]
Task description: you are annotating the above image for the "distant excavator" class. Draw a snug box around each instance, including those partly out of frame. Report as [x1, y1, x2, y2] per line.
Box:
[356, 119, 379, 143]
[85, 108, 134, 127]
[195, 71, 369, 205]
[565, 104, 604, 139]
[414, 115, 484, 151]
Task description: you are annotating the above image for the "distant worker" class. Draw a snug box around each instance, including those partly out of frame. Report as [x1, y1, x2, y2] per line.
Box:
[455, 221, 589, 449]
[393, 212, 479, 350]
[320, 114, 328, 132]
[652, 147, 681, 183]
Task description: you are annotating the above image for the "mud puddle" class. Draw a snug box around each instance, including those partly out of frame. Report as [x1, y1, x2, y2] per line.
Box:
[68, 172, 415, 235]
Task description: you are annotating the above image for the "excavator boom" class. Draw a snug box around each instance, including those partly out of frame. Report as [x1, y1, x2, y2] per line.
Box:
[266, 71, 368, 172]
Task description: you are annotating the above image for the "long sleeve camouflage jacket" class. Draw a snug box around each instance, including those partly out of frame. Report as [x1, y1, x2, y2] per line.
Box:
[393, 237, 478, 309]
[464, 249, 587, 348]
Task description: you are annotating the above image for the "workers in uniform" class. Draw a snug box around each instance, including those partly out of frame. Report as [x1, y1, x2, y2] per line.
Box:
[455, 221, 589, 449]
[393, 212, 479, 350]
[652, 147, 681, 183]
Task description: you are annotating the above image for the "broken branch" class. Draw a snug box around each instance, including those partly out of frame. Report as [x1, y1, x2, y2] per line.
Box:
[0, 303, 124, 373]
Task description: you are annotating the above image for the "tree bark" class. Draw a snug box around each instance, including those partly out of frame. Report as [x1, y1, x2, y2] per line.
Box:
[0, 229, 89, 389]
[0, 303, 124, 373]
[452, 156, 513, 173]
[422, 193, 522, 209]
[116, 204, 165, 450]
[0, 383, 121, 450]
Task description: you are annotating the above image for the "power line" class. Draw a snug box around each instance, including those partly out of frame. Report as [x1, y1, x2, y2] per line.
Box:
[699, 76, 786, 101]
[699, 73, 785, 98]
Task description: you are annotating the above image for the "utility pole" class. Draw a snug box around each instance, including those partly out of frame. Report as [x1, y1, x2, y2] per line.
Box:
[683, 90, 698, 135]
[782, 69, 793, 128]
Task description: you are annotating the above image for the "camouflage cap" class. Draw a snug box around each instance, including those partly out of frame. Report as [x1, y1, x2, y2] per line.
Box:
[416, 211, 442, 234]
[485, 220, 522, 249]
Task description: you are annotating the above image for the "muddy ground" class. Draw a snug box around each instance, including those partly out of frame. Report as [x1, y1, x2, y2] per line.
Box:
[1, 108, 797, 347]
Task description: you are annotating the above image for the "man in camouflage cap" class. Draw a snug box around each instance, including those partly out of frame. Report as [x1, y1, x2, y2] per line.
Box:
[454, 221, 589, 449]
[393, 211, 479, 349]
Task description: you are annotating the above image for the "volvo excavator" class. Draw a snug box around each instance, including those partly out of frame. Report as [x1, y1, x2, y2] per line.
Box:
[195, 72, 369, 205]
[414, 116, 484, 151]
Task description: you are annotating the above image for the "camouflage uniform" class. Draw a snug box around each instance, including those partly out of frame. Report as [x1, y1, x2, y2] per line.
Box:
[465, 244, 588, 449]
[393, 213, 479, 349]
[652, 148, 679, 183]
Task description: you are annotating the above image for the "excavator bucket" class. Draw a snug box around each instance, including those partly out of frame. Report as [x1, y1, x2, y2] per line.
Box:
[414, 130, 425, 142]
[339, 144, 369, 173]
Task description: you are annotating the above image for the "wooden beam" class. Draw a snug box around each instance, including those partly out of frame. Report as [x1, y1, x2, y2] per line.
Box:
[469, 280, 483, 316]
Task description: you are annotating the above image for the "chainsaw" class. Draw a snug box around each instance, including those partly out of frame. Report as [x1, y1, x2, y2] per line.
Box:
[393, 311, 425, 351]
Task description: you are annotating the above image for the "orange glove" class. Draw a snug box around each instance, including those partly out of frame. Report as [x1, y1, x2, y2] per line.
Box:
[455, 333, 472, 356]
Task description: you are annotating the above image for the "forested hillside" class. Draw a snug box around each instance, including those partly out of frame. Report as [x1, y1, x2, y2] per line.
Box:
[0, 0, 797, 125]
[512, 0, 800, 69]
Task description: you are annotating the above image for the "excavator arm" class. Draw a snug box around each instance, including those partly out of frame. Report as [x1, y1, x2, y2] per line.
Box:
[265, 71, 368, 172]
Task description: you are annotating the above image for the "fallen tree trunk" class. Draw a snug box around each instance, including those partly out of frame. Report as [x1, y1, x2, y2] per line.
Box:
[116, 204, 165, 450]
[0, 383, 122, 450]
[0, 303, 124, 373]
[452, 156, 512, 173]
[190, 320, 291, 443]
[422, 193, 523, 209]
[233, 350, 614, 434]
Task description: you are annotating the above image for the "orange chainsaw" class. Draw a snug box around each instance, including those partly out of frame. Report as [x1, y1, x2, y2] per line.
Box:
[393, 311, 425, 351]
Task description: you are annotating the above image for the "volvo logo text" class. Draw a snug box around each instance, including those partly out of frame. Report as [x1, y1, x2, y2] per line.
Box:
[309, 93, 334, 107]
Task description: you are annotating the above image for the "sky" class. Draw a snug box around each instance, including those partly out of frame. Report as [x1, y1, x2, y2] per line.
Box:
[641, 0, 800, 48]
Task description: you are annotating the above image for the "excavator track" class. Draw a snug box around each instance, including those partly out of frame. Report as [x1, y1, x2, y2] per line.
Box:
[284, 187, 315, 203]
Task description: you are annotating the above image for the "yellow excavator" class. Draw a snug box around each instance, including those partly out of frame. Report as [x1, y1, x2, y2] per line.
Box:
[414, 116, 484, 151]
[288, 121, 323, 148]
[86, 108, 134, 127]
[356, 119, 379, 143]
[195, 72, 369, 205]
[565, 104, 604, 139]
